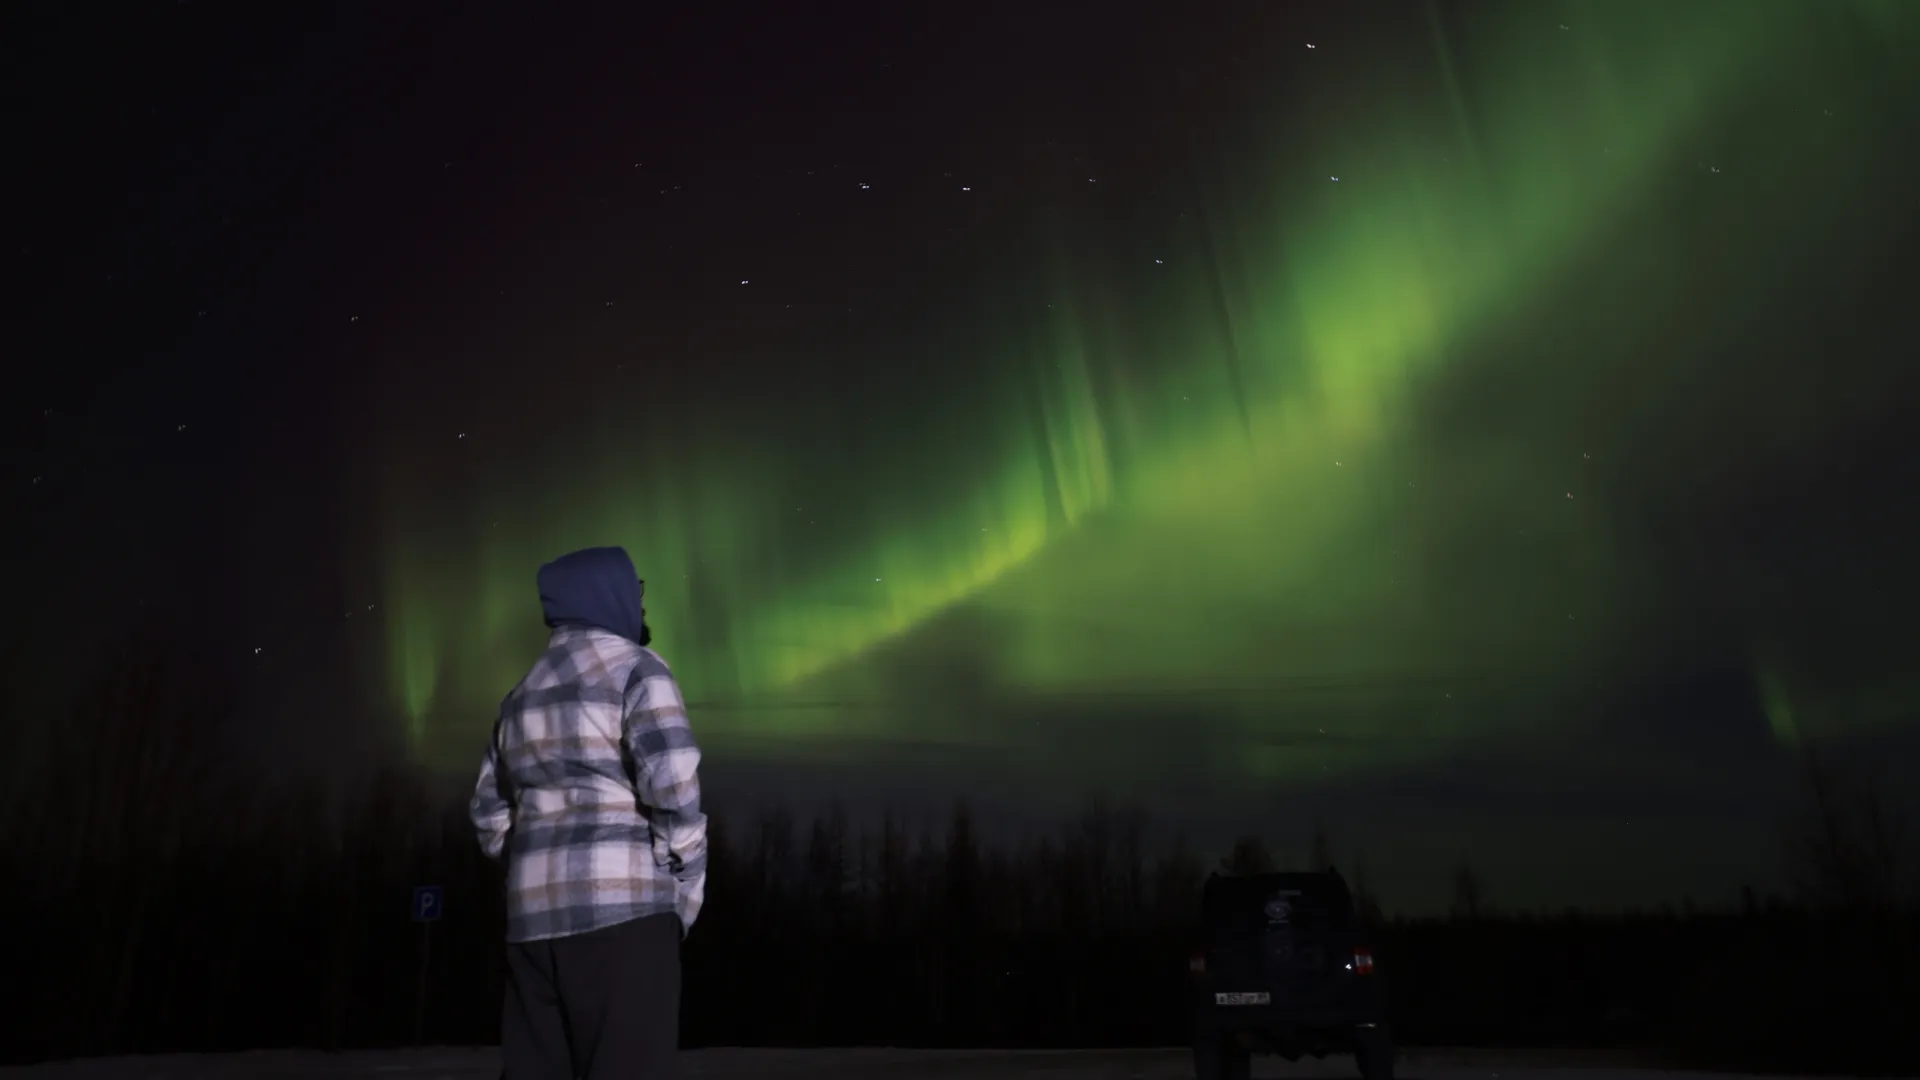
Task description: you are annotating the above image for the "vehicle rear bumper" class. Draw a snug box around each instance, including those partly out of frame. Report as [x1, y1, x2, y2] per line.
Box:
[1195, 1003, 1387, 1051]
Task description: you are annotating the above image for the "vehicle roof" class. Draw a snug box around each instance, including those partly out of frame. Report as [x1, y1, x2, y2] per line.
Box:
[1206, 869, 1348, 888]
[1202, 870, 1355, 907]
[1201, 869, 1358, 932]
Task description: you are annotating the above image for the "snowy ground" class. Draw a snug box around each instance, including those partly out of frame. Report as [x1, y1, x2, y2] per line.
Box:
[0, 1047, 1876, 1080]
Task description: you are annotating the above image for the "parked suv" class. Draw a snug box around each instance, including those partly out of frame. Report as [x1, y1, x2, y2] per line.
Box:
[1188, 868, 1393, 1080]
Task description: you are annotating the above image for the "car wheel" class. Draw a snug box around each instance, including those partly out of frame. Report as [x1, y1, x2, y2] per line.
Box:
[1193, 1035, 1252, 1080]
[1353, 1026, 1395, 1080]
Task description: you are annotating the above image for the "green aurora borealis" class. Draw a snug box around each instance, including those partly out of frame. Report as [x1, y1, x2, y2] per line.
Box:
[367, 1, 1917, 787]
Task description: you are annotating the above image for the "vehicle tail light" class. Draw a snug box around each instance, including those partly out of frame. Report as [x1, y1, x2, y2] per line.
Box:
[1352, 947, 1375, 975]
[1188, 951, 1207, 975]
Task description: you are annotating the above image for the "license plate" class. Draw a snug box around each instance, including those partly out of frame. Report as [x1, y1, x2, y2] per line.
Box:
[1214, 992, 1270, 1006]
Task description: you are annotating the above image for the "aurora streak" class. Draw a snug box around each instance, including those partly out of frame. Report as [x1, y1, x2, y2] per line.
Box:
[365, 1, 1917, 782]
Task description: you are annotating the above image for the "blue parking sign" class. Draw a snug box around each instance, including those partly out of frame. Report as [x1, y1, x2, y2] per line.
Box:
[412, 885, 444, 923]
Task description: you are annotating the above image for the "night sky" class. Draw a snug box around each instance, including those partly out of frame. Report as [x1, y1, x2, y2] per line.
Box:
[15, 1, 1920, 912]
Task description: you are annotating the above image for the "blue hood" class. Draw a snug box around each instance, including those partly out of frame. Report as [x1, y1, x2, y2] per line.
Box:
[536, 546, 648, 645]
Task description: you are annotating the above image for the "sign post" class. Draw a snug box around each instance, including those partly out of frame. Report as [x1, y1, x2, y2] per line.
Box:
[411, 885, 443, 1047]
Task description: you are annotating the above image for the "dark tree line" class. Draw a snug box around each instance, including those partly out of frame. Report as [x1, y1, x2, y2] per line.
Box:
[3, 635, 1916, 1074]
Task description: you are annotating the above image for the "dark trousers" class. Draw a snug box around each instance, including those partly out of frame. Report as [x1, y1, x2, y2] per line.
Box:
[501, 912, 682, 1080]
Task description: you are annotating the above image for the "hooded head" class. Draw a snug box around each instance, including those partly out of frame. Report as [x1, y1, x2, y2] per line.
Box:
[536, 546, 651, 647]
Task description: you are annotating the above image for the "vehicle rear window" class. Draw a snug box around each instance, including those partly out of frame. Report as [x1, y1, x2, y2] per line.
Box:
[1204, 875, 1355, 940]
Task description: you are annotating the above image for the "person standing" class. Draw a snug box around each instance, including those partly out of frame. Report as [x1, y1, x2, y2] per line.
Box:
[470, 545, 707, 1079]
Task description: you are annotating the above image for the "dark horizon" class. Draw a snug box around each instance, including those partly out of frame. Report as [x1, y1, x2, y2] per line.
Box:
[10, 713, 1914, 1072]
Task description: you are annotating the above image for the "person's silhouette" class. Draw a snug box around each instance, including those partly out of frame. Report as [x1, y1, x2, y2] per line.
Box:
[471, 546, 707, 1079]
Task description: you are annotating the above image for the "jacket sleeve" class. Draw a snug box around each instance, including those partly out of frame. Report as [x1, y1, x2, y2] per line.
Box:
[622, 655, 709, 886]
[469, 722, 513, 861]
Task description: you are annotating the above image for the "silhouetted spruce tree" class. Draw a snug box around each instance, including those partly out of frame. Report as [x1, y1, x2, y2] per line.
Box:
[1787, 746, 1911, 916]
[1151, 831, 1205, 927]
[1308, 824, 1334, 872]
[1450, 860, 1487, 921]
[1220, 834, 1275, 875]
[1349, 858, 1384, 926]
[805, 798, 850, 932]
[874, 809, 910, 940]
[1114, 806, 1149, 928]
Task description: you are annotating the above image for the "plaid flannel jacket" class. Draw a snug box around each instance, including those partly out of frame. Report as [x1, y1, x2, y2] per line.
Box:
[469, 625, 707, 943]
